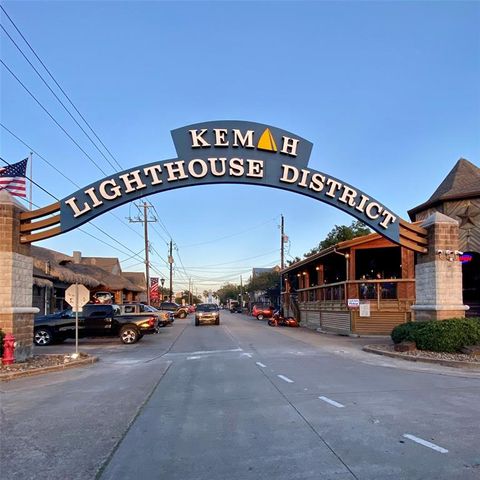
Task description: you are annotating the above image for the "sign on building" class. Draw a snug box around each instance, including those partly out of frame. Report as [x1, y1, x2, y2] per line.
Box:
[359, 303, 371, 317]
[347, 298, 360, 308]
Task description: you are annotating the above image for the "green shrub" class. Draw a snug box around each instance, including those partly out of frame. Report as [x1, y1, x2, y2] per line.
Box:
[0, 329, 4, 357]
[391, 322, 425, 344]
[391, 318, 480, 353]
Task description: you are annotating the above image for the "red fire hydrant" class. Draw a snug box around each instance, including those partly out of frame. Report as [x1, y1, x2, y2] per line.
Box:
[2, 333, 15, 365]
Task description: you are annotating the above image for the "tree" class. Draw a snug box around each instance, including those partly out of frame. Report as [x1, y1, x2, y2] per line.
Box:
[216, 283, 241, 304]
[286, 256, 301, 266]
[304, 221, 371, 257]
[175, 290, 202, 305]
[245, 271, 280, 292]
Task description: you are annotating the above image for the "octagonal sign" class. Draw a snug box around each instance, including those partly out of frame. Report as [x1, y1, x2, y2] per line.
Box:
[65, 284, 90, 312]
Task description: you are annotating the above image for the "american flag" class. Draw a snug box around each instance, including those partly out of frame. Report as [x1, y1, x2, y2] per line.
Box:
[0, 159, 28, 198]
[150, 277, 159, 300]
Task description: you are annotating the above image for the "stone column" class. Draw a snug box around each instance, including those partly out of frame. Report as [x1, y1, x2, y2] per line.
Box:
[411, 212, 469, 321]
[0, 190, 38, 360]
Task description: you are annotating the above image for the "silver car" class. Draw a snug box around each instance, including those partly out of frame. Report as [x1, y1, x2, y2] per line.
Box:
[195, 303, 220, 326]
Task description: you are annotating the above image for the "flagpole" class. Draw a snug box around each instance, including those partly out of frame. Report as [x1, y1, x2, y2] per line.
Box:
[29, 152, 33, 210]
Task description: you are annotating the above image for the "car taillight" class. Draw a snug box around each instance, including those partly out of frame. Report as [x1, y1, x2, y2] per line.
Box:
[147, 317, 155, 327]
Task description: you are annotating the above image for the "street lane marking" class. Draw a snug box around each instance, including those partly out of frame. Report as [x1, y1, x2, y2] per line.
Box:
[277, 374, 294, 383]
[189, 348, 242, 355]
[241, 353, 253, 358]
[403, 434, 448, 453]
[318, 396, 345, 408]
[256, 362, 266, 368]
[187, 356, 202, 360]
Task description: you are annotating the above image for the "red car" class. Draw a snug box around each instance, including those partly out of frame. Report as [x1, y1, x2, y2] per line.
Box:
[252, 305, 274, 320]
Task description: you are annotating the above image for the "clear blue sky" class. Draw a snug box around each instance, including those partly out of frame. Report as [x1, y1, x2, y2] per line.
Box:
[1, 1, 479, 294]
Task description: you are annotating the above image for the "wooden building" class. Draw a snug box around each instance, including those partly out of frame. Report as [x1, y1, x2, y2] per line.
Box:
[79, 256, 145, 304]
[282, 233, 415, 335]
[282, 157, 479, 335]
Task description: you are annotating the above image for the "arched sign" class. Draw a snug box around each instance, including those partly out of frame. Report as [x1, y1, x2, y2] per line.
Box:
[20, 121, 427, 252]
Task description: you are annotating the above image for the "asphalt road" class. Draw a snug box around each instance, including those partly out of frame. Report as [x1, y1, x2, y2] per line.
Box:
[1, 311, 480, 480]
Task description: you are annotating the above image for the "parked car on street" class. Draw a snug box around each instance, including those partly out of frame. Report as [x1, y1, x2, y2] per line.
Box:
[252, 304, 274, 320]
[158, 301, 189, 319]
[228, 300, 241, 313]
[34, 304, 158, 346]
[195, 303, 220, 326]
[118, 303, 174, 327]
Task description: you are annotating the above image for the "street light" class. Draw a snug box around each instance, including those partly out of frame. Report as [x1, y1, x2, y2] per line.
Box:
[160, 278, 165, 300]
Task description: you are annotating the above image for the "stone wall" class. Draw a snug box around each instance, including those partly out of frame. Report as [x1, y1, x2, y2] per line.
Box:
[0, 192, 37, 360]
[412, 212, 468, 321]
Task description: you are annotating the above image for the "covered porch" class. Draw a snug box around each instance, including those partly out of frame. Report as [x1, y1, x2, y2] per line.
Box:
[282, 233, 416, 335]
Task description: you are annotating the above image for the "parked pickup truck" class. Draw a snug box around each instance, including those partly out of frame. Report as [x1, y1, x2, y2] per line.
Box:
[34, 304, 158, 346]
[118, 303, 174, 327]
[158, 302, 189, 319]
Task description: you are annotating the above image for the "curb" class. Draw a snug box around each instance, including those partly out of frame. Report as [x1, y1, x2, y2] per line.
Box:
[316, 328, 390, 339]
[363, 345, 480, 369]
[0, 355, 99, 382]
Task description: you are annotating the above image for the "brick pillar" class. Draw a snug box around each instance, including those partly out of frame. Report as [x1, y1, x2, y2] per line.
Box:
[0, 190, 38, 360]
[411, 212, 469, 321]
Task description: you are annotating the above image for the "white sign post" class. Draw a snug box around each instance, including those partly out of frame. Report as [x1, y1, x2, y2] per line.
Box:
[65, 283, 90, 357]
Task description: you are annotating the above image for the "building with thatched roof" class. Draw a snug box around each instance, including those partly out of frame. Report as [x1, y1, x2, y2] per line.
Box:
[32, 247, 146, 315]
[123, 272, 147, 303]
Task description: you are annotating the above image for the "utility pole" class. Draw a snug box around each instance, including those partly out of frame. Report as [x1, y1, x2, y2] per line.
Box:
[279, 214, 285, 310]
[128, 202, 157, 305]
[168, 240, 173, 302]
[240, 275, 243, 310]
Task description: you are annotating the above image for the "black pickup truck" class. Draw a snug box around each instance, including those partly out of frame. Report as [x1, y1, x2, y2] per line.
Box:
[34, 304, 158, 346]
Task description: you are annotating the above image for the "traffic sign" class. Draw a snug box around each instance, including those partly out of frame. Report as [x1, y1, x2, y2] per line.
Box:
[65, 284, 90, 312]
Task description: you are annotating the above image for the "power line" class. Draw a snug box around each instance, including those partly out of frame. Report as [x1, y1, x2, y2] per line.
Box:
[0, 23, 119, 173]
[181, 248, 279, 268]
[1, 123, 82, 188]
[0, 4, 123, 170]
[0, 156, 58, 201]
[0, 156, 149, 266]
[1, 124, 144, 240]
[178, 217, 277, 248]
[0, 59, 109, 176]
[0, 7, 175, 269]
[150, 204, 173, 240]
[119, 248, 145, 263]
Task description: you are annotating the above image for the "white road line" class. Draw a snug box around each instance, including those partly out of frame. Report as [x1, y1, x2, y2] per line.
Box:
[256, 362, 266, 368]
[277, 374, 294, 383]
[403, 434, 448, 453]
[318, 396, 345, 408]
[188, 348, 243, 355]
[187, 356, 202, 360]
[241, 353, 253, 358]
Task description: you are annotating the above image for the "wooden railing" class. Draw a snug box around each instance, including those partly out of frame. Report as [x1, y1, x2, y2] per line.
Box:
[296, 278, 416, 309]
